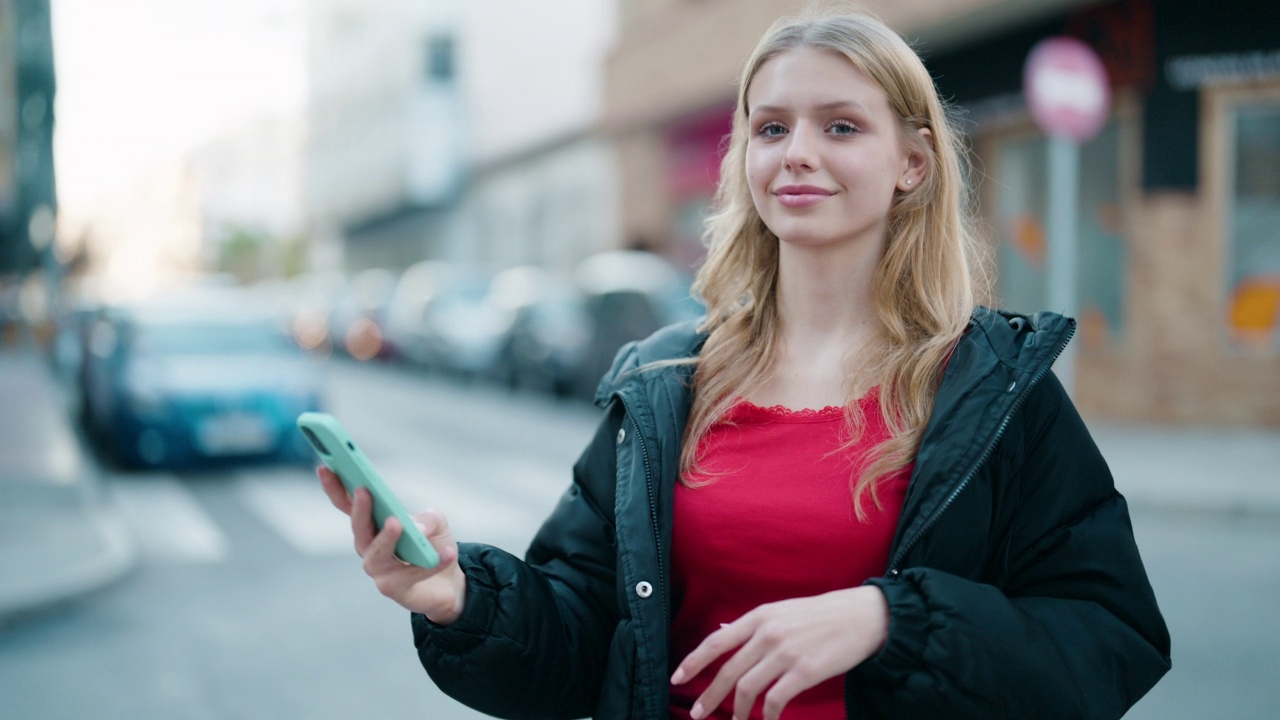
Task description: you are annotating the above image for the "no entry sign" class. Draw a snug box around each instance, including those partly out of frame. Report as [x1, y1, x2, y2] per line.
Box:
[1023, 37, 1111, 142]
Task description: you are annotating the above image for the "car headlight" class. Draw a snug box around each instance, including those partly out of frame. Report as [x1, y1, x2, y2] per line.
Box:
[124, 364, 169, 418]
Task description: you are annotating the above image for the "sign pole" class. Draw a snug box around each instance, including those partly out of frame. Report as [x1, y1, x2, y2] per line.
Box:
[1023, 36, 1110, 399]
[1046, 134, 1079, 397]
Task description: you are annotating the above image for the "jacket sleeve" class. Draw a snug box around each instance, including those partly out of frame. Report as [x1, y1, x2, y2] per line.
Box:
[411, 400, 626, 720]
[851, 372, 1172, 719]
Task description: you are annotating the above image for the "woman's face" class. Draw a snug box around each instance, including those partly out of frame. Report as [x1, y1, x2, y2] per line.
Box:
[745, 47, 914, 251]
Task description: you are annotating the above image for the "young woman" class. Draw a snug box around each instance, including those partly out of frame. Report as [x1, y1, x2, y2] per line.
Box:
[319, 9, 1171, 719]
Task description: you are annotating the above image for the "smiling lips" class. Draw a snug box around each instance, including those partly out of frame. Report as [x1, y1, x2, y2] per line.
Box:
[773, 184, 835, 208]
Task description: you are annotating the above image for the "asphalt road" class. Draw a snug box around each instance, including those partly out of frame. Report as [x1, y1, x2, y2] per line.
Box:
[0, 358, 1276, 719]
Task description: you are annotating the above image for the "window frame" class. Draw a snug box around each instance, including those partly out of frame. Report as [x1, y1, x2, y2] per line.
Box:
[1203, 80, 1280, 351]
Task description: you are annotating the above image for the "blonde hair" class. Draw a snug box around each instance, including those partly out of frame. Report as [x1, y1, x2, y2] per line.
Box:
[683, 9, 990, 517]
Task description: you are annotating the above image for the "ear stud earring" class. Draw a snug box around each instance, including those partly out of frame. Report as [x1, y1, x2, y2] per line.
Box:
[905, 179, 913, 186]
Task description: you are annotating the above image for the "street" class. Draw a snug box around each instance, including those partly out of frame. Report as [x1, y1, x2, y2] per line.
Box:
[0, 358, 1277, 719]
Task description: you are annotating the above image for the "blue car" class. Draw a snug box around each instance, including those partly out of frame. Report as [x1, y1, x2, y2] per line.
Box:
[80, 303, 325, 470]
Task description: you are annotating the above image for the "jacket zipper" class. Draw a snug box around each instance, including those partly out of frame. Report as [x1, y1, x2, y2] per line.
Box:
[885, 322, 1076, 576]
[619, 400, 668, 720]
[627, 410, 667, 620]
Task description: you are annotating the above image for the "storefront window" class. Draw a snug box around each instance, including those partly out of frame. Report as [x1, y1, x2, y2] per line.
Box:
[995, 133, 1048, 314]
[992, 120, 1124, 349]
[1227, 100, 1280, 347]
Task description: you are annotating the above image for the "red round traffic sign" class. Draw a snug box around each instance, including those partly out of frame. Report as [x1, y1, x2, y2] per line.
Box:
[1023, 37, 1111, 142]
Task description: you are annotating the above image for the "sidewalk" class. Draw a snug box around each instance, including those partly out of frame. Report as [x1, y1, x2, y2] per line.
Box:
[1093, 421, 1280, 517]
[0, 347, 135, 625]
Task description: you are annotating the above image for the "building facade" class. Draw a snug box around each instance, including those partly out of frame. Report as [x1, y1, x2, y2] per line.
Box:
[443, 129, 621, 274]
[0, 0, 56, 277]
[304, 0, 465, 268]
[330, 0, 619, 274]
[604, 0, 1280, 425]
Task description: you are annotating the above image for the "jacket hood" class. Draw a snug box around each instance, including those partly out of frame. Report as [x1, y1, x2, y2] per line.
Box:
[594, 318, 705, 406]
[966, 307, 1075, 375]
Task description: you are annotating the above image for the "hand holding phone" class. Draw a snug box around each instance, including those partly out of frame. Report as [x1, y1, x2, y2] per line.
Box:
[298, 412, 439, 567]
[300, 412, 467, 623]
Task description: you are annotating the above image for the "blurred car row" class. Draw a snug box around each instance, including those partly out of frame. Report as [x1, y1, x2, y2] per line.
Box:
[53, 251, 703, 471]
[268, 250, 701, 398]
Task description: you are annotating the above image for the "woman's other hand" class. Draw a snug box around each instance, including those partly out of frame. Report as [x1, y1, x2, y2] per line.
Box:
[317, 466, 467, 625]
[670, 586, 890, 720]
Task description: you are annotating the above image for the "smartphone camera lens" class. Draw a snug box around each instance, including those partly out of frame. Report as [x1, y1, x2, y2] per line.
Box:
[301, 427, 329, 455]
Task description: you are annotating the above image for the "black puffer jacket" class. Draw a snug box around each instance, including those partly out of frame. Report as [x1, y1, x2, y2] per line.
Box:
[413, 307, 1171, 719]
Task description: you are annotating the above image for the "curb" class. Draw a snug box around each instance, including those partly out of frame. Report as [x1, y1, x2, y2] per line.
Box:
[1121, 490, 1280, 519]
[0, 348, 141, 627]
[0, 499, 137, 626]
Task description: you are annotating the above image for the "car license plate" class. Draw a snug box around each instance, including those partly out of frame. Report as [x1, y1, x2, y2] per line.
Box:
[198, 413, 272, 455]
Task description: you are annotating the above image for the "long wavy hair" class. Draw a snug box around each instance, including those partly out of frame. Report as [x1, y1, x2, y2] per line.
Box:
[682, 9, 989, 517]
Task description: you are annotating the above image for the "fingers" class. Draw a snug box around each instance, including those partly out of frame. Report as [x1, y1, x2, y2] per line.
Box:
[361, 513, 405, 576]
[316, 466, 352, 514]
[690, 640, 811, 720]
[699, 637, 770, 720]
[415, 509, 452, 543]
[759, 671, 810, 720]
[412, 509, 460, 566]
[672, 619, 749, 686]
[673, 621, 754, 720]
[673, 603, 836, 720]
[350, 487, 377, 555]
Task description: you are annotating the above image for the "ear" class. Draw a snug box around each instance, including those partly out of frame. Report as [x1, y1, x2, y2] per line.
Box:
[897, 127, 932, 192]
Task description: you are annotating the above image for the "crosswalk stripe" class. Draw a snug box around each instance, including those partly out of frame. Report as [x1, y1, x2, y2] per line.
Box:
[234, 468, 355, 556]
[107, 454, 575, 566]
[231, 461, 565, 560]
[108, 473, 229, 563]
[376, 460, 559, 553]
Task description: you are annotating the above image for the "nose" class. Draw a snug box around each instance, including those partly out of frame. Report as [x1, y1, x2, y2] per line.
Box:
[782, 124, 819, 172]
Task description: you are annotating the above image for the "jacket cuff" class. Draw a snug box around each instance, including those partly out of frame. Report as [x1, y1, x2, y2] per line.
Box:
[855, 576, 929, 684]
[411, 547, 497, 655]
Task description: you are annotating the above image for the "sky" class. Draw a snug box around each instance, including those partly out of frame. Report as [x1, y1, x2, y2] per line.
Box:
[51, 0, 307, 215]
[47, 0, 615, 298]
[51, 0, 616, 212]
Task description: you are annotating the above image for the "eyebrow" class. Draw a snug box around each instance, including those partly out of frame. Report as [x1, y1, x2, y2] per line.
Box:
[748, 100, 872, 116]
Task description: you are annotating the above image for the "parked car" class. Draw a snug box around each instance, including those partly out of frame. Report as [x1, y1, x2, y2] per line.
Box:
[382, 261, 458, 365]
[486, 267, 591, 397]
[570, 250, 703, 399]
[79, 294, 325, 469]
[382, 261, 504, 376]
[417, 272, 508, 377]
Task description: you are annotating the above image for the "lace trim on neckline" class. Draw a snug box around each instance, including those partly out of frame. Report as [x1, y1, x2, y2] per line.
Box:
[732, 389, 879, 422]
[732, 397, 849, 420]
[736, 401, 845, 420]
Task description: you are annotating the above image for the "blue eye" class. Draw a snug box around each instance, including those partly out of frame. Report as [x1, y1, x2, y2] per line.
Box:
[829, 120, 858, 135]
[758, 122, 787, 137]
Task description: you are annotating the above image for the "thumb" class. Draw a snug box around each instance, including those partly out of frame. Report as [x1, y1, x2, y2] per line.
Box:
[412, 509, 456, 545]
[413, 509, 460, 568]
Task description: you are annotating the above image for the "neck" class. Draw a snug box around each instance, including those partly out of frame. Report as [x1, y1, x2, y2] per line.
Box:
[774, 236, 885, 353]
[742, 237, 886, 410]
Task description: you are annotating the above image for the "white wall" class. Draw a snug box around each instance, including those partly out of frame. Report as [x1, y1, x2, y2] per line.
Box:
[458, 0, 617, 164]
[443, 133, 620, 273]
[303, 0, 464, 228]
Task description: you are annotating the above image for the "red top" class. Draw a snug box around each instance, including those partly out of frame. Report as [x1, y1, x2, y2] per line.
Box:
[668, 391, 912, 720]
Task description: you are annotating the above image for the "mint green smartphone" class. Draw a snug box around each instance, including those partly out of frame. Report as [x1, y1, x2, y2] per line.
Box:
[296, 412, 440, 568]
